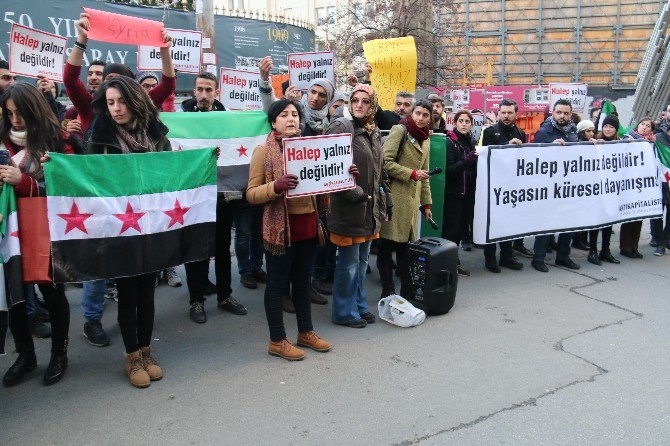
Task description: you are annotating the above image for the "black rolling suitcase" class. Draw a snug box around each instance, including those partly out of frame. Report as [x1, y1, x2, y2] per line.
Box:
[406, 237, 458, 315]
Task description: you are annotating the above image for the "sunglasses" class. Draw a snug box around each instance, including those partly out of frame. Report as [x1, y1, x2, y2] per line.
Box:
[1, 75, 17, 81]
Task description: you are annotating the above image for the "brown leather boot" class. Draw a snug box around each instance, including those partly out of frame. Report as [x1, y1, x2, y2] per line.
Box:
[140, 346, 163, 381]
[125, 350, 150, 388]
[268, 339, 305, 361]
[297, 331, 332, 352]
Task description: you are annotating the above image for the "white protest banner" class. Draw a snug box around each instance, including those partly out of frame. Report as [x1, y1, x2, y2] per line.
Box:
[138, 28, 202, 74]
[9, 24, 67, 81]
[218, 68, 262, 111]
[283, 133, 355, 197]
[287, 51, 335, 91]
[446, 112, 486, 144]
[473, 140, 662, 244]
[548, 83, 588, 113]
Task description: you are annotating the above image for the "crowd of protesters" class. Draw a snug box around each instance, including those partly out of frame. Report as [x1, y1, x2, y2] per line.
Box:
[1, 12, 669, 389]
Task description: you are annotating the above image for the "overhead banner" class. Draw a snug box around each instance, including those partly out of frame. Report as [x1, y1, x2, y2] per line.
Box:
[283, 134, 355, 197]
[473, 140, 663, 244]
[549, 83, 588, 113]
[287, 51, 334, 91]
[218, 67, 262, 111]
[362, 36, 417, 110]
[9, 24, 67, 81]
[138, 28, 202, 74]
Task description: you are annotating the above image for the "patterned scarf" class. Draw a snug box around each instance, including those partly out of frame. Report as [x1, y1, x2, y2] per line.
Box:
[261, 131, 329, 255]
[348, 84, 378, 135]
[115, 121, 156, 154]
[8, 128, 43, 181]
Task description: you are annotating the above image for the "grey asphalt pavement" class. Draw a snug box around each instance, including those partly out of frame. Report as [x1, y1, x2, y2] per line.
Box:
[1, 228, 669, 445]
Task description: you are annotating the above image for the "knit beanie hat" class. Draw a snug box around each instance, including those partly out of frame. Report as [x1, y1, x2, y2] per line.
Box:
[137, 72, 159, 84]
[102, 63, 135, 80]
[602, 114, 620, 130]
[576, 120, 595, 133]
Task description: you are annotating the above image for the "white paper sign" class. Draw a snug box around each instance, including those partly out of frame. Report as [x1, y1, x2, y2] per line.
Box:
[450, 89, 469, 110]
[473, 140, 662, 244]
[283, 133, 355, 197]
[202, 52, 216, 65]
[548, 83, 588, 113]
[446, 112, 486, 143]
[218, 67, 263, 111]
[202, 37, 211, 49]
[205, 64, 217, 75]
[138, 28, 202, 74]
[9, 24, 67, 81]
[195, 0, 204, 14]
[287, 51, 335, 91]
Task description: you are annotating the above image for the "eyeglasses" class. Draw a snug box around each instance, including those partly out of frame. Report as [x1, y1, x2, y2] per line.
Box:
[351, 98, 371, 105]
[1, 75, 17, 81]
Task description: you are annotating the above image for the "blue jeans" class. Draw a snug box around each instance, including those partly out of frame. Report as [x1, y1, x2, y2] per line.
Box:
[25, 285, 36, 319]
[533, 233, 573, 263]
[81, 279, 106, 323]
[234, 207, 264, 275]
[332, 240, 371, 323]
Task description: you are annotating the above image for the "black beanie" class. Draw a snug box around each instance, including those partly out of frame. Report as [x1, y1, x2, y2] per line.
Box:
[102, 63, 135, 80]
[602, 114, 620, 130]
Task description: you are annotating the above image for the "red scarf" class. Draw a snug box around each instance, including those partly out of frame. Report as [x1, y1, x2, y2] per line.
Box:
[400, 115, 430, 143]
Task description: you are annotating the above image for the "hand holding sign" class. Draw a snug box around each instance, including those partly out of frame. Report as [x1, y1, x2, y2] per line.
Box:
[83, 8, 166, 47]
[259, 56, 273, 81]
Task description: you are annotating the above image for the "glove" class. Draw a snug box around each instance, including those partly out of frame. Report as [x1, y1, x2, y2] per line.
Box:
[464, 151, 478, 164]
[273, 174, 299, 193]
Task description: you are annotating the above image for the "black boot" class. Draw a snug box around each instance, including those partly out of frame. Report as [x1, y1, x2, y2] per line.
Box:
[3, 352, 37, 387]
[587, 250, 602, 265]
[43, 341, 68, 386]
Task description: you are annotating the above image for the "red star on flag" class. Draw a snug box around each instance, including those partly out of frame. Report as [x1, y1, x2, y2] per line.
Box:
[114, 202, 145, 234]
[665, 171, 670, 184]
[10, 230, 18, 238]
[177, 145, 183, 151]
[237, 145, 248, 157]
[57, 202, 93, 235]
[164, 199, 190, 228]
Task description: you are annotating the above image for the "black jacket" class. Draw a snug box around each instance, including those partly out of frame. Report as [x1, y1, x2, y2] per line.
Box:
[375, 108, 401, 131]
[655, 131, 670, 205]
[534, 118, 578, 143]
[181, 97, 226, 112]
[481, 122, 527, 146]
[87, 114, 171, 154]
[445, 130, 477, 197]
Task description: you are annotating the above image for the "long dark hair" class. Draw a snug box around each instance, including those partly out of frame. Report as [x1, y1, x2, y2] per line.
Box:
[92, 76, 159, 131]
[0, 83, 64, 155]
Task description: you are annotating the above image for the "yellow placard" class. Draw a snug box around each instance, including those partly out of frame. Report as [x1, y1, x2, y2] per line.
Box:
[362, 36, 417, 111]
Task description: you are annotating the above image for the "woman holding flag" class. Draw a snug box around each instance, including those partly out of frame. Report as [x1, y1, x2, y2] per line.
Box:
[0, 83, 79, 387]
[89, 76, 170, 388]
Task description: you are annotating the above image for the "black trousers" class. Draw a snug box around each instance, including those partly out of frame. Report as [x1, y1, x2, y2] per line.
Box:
[117, 273, 156, 354]
[442, 194, 475, 247]
[185, 197, 233, 303]
[620, 221, 642, 251]
[589, 226, 612, 252]
[8, 283, 70, 355]
[483, 241, 514, 262]
[377, 238, 409, 296]
[651, 203, 670, 245]
[264, 239, 315, 342]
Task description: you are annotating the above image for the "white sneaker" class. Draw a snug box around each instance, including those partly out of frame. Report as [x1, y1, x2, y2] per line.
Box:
[166, 268, 182, 287]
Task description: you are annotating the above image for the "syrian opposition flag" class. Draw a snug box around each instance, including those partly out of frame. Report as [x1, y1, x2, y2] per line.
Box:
[43, 149, 217, 283]
[597, 100, 626, 135]
[656, 139, 670, 186]
[160, 111, 271, 195]
[0, 185, 24, 355]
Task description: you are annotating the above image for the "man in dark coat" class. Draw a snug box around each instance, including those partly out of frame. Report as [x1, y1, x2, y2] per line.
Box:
[481, 99, 528, 273]
[531, 99, 580, 272]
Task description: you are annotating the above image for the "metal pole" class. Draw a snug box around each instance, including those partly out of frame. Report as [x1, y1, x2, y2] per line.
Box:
[196, 0, 215, 74]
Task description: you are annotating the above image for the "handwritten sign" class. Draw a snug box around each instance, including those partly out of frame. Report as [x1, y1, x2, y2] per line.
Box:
[138, 28, 202, 74]
[445, 112, 486, 144]
[548, 83, 588, 113]
[287, 51, 335, 91]
[84, 8, 165, 47]
[362, 37, 417, 110]
[283, 133, 355, 197]
[219, 67, 262, 111]
[9, 24, 67, 81]
[450, 89, 470, 111]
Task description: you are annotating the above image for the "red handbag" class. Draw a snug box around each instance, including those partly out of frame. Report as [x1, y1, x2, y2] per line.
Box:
[16, 182, 53, 284]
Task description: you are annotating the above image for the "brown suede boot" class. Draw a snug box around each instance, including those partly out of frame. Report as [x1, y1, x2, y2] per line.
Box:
[125, 350, 150, 388]
[268, 339, 305, 361]
[140, 346, 163, 381]
[297, 331, 332, 352]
